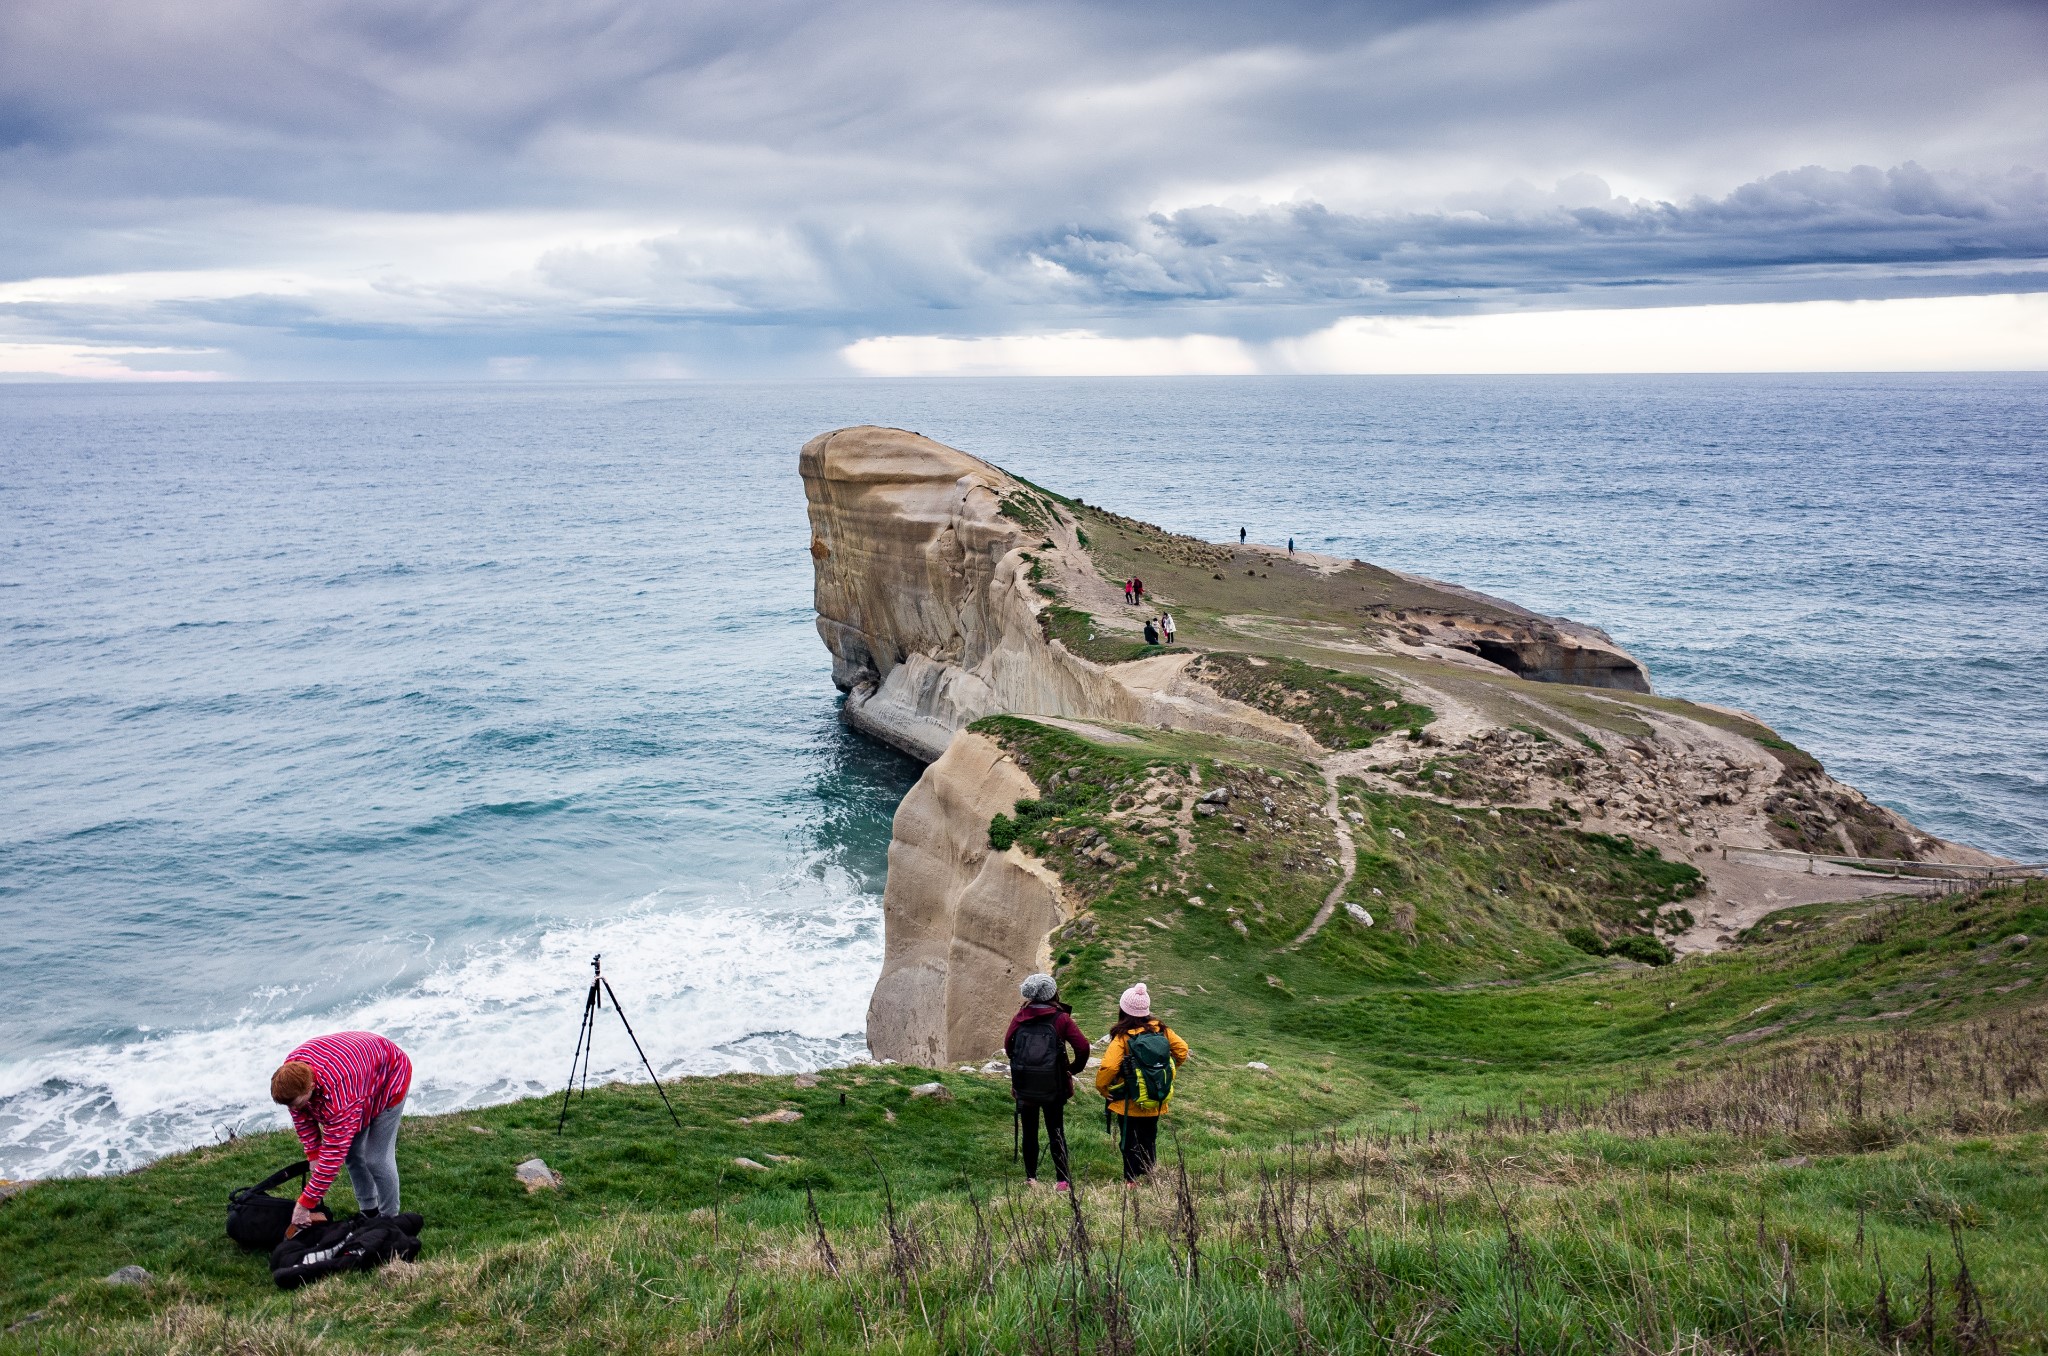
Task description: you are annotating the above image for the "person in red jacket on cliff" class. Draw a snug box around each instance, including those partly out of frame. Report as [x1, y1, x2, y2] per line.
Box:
[269, 1031, 413, 1235]
[1005, 974, 1091, 1191]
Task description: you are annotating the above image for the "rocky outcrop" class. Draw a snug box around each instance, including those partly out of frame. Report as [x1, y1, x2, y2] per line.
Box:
[801, 425, 1287, 760]
[803, 427, 1108, 759]
[865, 731, 1066, 1064]
[1368, 574, 1650, 692]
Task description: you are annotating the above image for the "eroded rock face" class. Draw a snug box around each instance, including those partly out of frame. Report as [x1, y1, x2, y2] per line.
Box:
[866, 731, 1066, 1065]
[802, 426, 1139, 760]
[802, 427, 1023, 758]
[802, 426, 1282, 762]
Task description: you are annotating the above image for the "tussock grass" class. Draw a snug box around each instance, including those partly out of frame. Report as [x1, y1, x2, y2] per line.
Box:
[24, 1127, 2043, 1354]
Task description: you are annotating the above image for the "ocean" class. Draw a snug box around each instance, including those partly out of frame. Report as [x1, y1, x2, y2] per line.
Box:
[3, 375, 2044, 1180]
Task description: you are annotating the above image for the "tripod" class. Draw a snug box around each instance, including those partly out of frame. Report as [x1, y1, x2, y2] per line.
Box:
[557, 953, 683, 1133]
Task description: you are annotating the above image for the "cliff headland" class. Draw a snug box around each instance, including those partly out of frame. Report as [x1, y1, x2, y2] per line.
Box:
[801, 426, 2009, 1067]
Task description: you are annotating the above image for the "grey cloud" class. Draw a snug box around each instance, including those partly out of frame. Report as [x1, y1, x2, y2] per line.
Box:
[1, 0, 2045, 375]
[1025, 164, 2048, 308]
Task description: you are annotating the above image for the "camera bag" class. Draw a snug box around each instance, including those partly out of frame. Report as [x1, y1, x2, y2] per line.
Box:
[225, 1160, 311, 1252]
[269, 1212, 424, 1289]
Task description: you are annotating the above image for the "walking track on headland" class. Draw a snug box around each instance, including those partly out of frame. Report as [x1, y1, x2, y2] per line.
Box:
[1286, 761, 1358, 948]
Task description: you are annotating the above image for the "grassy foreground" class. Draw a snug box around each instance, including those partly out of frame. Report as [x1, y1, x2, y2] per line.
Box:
[4, 719, 2044, 1352]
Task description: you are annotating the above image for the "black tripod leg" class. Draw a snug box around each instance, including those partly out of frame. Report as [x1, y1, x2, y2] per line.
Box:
[601, 978, 684, 1129]
[557, 978, 600, 1134]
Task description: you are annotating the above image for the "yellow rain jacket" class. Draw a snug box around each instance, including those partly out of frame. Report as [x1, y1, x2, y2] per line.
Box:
[1093, 1019, 1190, 1117]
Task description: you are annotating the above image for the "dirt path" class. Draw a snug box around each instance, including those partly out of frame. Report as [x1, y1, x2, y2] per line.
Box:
[1172, 763, 1200, 859]
[1287, 764, 1358, 948]
[1668, 853, 1948, 953]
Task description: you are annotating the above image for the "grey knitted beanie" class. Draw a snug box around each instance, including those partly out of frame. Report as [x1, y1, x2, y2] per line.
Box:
[1020, 973, 1058, 1003]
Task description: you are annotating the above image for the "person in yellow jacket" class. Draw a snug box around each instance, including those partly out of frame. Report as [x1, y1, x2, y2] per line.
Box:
[1092, 982, 1190, 1182]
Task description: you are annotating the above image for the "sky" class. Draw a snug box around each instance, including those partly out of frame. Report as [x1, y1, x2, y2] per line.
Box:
[3, 0, 2047, 379]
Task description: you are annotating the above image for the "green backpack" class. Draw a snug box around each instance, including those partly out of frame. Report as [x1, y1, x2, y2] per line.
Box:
[1119, 1030, 1176, 1113]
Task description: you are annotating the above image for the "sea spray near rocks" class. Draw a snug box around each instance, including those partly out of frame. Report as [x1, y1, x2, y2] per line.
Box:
[0, 868, 883, 1179]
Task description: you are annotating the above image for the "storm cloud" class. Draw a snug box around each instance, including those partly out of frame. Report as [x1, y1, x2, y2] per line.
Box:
[1, 0, 2045, 377]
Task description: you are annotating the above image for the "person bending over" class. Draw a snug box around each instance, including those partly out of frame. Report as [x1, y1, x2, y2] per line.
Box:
[1093, 983, 1189, 1183]
[270, 1030, 413, 1235]
[1006, 973, 1091, 1190]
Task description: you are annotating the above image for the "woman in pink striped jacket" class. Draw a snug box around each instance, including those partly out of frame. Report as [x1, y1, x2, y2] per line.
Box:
[269, 1031, 413, 1235]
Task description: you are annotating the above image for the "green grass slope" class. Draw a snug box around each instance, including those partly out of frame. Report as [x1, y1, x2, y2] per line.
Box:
[5, 714, 2043, 1353]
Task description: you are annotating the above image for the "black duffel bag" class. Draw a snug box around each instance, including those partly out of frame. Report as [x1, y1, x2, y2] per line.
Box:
[269, 1212, 424, 1290]
[226, 1160, 315, 1252]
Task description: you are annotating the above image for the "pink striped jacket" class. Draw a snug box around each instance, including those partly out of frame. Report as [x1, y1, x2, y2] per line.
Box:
[284, 1031, 412, 1208]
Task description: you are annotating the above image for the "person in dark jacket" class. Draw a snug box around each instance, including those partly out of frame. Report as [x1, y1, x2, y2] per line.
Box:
[1143, 618, 1160, 645]
[1004, 973, 1091, 1190]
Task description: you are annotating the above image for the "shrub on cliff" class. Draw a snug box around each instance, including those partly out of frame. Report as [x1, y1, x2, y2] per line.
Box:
[1563, 924, 1606, 956]
[1607, 933, 1674, 966]
[988, 804, 1036, 850]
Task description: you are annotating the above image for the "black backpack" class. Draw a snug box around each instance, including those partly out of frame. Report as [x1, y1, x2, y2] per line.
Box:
[1009, 1015, 1066, 1105]
[269, 1212, 424, 1290]
[226, 1161, 313, 1252]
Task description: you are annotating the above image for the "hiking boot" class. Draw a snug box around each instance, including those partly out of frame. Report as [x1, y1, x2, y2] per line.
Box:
[1055, 1181, 1071, 1193]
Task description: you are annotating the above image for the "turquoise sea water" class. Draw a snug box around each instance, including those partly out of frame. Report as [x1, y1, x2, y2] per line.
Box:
[3, 375, 2044, 1179]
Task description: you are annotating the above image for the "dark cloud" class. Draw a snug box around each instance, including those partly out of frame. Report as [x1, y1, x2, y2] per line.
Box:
[1026, 164, 2048, 309]
[0, 0, 2043, 375]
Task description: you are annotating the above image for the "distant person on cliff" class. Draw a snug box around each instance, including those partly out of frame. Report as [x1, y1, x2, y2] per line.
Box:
[1134, 577, 1145, 602]
[1239, 526, 1246, 544]
[1123, 578, 1134, 605]
[1006, 974, 1090, 1191]
[1094, 983, 1189, 1183]
[270, 1031, 412, 1235]
[1287, 538, 1294, 555]
[1143, 618, 1160, 646]
[1160, 612, 1176, 644]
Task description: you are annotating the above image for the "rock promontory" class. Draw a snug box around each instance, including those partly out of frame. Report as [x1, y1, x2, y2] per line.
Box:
[802, 427, 2007, 1065]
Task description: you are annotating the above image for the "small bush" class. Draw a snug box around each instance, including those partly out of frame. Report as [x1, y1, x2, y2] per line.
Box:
[989, 803, 1038, 850]
[1563, 925, 1606, 956]
[1608, 934, 1674, 966]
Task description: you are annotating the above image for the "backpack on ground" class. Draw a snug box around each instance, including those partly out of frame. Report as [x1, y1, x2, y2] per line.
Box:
[1009, 1015, 1065, 1105]
[269, 1212, 424, 1290]
[226, 1160, 313, 1252]
[1119, 1030, 1176, 1113]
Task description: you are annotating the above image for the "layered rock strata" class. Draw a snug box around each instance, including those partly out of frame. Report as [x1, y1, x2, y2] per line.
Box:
[800, 425, 1288, 761]
[864, 731, 1065, 1066]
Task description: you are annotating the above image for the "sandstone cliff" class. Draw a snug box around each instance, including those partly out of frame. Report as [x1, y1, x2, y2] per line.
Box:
[803, 427, 2007, 1065]
[864, 731, 1065, 1066]
[800, 425, 1295, 761]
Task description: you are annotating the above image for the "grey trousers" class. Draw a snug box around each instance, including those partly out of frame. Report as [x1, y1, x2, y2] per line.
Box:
[344, 1098, 405, 1214]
